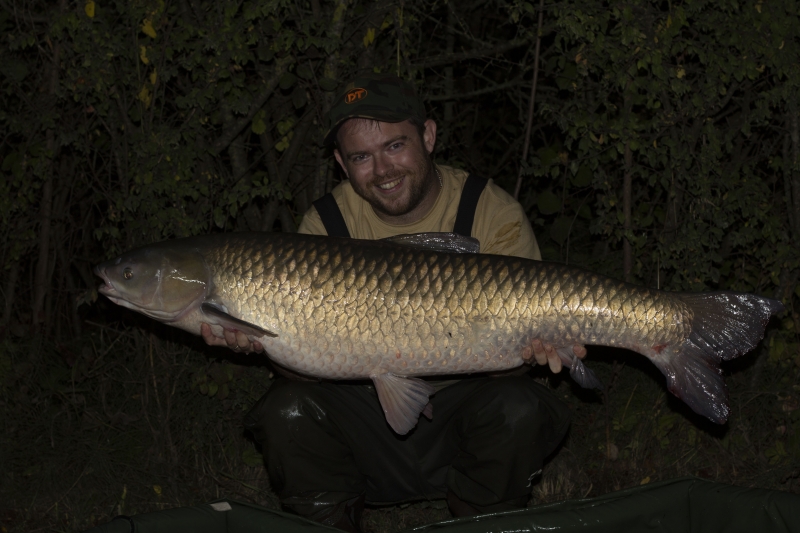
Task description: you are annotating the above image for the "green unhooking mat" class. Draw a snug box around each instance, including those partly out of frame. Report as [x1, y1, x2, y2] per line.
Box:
[83, 477, 800, 533]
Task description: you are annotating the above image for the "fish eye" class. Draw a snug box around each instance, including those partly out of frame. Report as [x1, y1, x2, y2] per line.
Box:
[123, 268, 133, 280]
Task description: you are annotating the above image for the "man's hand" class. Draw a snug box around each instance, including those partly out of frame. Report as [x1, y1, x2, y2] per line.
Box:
[523, 340, 586, 374]
[200, 323, 264, 354]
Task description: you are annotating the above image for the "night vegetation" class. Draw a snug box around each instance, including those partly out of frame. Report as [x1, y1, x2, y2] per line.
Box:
[1, 0, 799, 531]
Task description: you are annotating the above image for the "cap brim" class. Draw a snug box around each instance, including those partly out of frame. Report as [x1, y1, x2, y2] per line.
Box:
[323, 110, 414, 146]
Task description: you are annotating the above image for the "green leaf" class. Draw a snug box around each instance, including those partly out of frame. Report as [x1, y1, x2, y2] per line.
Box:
[296, 64, 313, 80]
[279, 72, 297, 90]
[1, 152, 20, 175]
[251, 109, 267, 134]
[0, 59, 29, 83]
[550, 216, 573, 245]
[292, 87, 306, 109]
[242, 447, 263, 467]
[275, 135, 290, 152]
[217, 383, 229, 400]
[571, 165, 593, 187]
[257, 44, 274, 62]
[537, 189, 561, 215]
[213, 207, 226, 229]
[537, 147, 559, 167]
[318, 77, 337, 91]
[556, 63, 577, 90]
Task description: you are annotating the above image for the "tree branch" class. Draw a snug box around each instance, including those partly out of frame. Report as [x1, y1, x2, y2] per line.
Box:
[412, 38, 531, 70]
[210, 60, 287, 156]
[278, 111, 316, 185]
[514, 0, 545, 200]
[424, 78, 522, 102]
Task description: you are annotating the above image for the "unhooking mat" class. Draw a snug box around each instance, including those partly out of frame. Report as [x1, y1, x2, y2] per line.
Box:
[83, 476, 800, 533]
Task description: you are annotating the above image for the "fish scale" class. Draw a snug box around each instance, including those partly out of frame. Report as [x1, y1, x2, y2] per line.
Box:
[95, 232, 783, 434]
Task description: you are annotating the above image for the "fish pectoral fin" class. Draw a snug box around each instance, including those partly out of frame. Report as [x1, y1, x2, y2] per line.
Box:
[201, 302, 277, 338]
[371, 372, 436, 435]
[555, 347, 604, 390]
[381, 232, 480, 254]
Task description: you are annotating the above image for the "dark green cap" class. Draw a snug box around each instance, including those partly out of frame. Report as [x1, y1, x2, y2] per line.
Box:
[324, 74, 426, 146]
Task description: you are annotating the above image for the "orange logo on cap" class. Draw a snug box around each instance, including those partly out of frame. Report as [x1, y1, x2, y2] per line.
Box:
[345, 88, 368, 104]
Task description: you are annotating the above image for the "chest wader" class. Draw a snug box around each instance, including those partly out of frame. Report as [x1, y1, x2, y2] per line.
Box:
[312, 173, 489, 239]
[243, 174, 570, 531]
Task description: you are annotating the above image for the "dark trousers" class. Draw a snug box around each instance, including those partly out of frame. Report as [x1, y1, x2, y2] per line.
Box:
[244, 375, 570, 514]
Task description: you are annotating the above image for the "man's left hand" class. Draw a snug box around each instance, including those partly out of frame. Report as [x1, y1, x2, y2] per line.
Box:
[200, 323, 264, 354]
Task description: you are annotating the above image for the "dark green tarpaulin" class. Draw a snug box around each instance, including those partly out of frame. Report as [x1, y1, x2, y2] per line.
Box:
[83, 477, 800, 533]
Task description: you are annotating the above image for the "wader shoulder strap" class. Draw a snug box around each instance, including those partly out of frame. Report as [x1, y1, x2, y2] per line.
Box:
[452, 173, 489, 237]
[312, 193, 351, 238]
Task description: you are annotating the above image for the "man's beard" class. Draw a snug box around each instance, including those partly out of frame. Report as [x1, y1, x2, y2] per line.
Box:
[356, 157, 436, 218]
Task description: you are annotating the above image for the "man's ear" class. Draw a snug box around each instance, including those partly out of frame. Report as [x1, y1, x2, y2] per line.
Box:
[333, 149, 350, 179]
[422, 119, 437, 155]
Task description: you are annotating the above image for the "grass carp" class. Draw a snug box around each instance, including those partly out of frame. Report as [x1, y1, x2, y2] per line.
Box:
[94, 232, 783, 434]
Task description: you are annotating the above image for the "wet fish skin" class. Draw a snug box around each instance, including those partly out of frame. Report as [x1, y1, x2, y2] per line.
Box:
[95, 232, 783, 434]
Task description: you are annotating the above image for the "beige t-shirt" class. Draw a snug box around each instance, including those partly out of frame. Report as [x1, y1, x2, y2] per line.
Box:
[298, 164, 541, 260]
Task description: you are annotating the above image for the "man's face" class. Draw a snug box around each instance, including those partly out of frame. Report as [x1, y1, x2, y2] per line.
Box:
[334, 118, 438, 225]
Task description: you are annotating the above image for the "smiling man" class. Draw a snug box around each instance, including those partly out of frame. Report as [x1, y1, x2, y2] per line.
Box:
[203, 75, 585, 533]
[333, 119, 438, 224]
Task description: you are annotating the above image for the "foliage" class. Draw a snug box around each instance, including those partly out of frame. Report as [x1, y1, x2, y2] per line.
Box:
[528, 1, 799, 289]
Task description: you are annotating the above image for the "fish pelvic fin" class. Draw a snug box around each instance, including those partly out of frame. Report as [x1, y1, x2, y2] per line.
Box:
[652, 292, 783, 424]
[371, 372, 436, 435]
[201, 302, 277, 338]
[555, 347, 604, 390]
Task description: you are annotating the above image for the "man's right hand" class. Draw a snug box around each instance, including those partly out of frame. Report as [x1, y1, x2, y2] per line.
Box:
[524, 340, 586, 374]
[200, 323, 264, 354]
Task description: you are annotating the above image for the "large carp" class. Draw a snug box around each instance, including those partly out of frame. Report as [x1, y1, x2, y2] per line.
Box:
[94, 232, 783, 434]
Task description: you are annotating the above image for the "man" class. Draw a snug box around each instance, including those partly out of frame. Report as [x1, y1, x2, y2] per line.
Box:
[202, 75, 585, 532]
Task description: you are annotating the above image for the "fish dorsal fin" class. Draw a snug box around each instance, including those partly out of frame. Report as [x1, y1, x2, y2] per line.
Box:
[201, 302, 277, 338]
[371, 372, 436, 435]
[381, 232, 480, 254]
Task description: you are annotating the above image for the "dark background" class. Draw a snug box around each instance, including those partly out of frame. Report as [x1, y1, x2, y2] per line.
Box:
[1, 0, 799, 530]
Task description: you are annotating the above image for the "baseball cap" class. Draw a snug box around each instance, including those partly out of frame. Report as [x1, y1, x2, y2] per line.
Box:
[324, 74, 426, 146]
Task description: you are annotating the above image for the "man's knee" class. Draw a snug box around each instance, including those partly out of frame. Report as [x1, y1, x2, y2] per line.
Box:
[446, 377, 570, 510]
[244, 380, 329, 443]
[470, 377, 570, 440]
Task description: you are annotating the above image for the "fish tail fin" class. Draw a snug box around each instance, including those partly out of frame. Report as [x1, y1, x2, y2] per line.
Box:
[680, 292, 784, 361]
[656, 340, 729, 423]
[653, 292, 783, 424]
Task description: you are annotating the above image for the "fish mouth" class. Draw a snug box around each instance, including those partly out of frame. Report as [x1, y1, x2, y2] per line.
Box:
[93, 265, 119, 301]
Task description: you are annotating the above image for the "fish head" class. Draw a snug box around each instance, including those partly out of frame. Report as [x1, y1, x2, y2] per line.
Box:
[94, 245, 209, 323]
